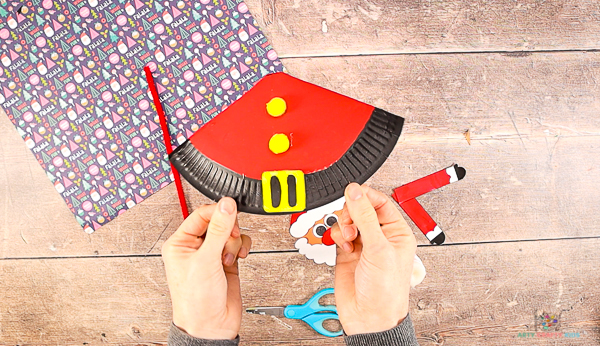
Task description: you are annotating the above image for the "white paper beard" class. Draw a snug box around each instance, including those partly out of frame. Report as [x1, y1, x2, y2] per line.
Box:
[295, 239, 426, 286]
[294, 238, 337, 266]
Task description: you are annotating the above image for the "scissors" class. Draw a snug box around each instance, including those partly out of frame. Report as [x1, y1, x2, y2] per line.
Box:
[246, 288, 342, 337]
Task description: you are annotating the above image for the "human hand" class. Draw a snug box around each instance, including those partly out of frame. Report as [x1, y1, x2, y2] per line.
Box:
[329, 183, 417, 335]
[162, 198, 252, 340]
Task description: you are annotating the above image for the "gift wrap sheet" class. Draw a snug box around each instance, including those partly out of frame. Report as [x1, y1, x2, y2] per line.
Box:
[0, 0, 284, 233]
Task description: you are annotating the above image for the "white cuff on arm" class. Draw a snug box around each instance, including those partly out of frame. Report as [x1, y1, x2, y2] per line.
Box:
[168, 323, 240, 346]
[344, 314, 419, 346]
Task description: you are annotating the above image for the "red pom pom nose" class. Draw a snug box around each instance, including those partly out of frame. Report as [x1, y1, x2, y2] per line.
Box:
[322, 229, 335, 246]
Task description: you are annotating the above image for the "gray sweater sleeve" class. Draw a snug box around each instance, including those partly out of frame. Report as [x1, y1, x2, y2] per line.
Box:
[168, 314, 418, 346]
[344, 314, 419, 346]
[168, 323, 239, 346]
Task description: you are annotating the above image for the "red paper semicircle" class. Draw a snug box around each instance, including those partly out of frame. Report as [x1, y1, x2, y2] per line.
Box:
[188, 72, 374, 180]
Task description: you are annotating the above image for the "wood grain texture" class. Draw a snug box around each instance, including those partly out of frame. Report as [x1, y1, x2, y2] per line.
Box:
[244, 0, 600, 56]
[0, 239, 598, 345]
[2, 52, 600, 257]
[284, 53, 600, 141]
[376, 136, 600, 244]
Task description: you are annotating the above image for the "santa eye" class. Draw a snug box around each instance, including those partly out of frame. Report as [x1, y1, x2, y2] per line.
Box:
[324, 214, 338, 227]
[312, 224, 327, 238]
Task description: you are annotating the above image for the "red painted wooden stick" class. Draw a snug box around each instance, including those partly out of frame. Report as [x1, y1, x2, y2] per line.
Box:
[144, 66, 189, 219]
[392, 165, 463, 204]
[398, 198, 443, 244]
[391, 165, 465, 245]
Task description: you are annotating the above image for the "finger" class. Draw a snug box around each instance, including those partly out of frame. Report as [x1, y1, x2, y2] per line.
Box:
[336, 206, 359, 240]
[340, 204, 352, 226]
[342, 223, 358, 242]
[239, 234, 252, 259]
[336, 235, 363, 265]
[221, 214, 244, 265]
[342, 186, 406, 228]
[231, 217, 241, 239]
[344, 183, 388, 251]
[200, 197, 238, 259]
[361, 185, 414, 240]
[224, 260, 242, 315]
[222, 235, 243, 267]
[362, 186, 404, 226]
[221, 234, 251, 265]
[330, 223, 356, 253]
[164, 204, 216, 249]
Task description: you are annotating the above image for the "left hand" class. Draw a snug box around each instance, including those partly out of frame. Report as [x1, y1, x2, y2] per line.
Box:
[162, 198, 252, 340]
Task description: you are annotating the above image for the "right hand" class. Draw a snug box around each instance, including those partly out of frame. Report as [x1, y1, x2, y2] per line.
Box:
[329, 183, 417, 335]
[162, 198, 252, 340]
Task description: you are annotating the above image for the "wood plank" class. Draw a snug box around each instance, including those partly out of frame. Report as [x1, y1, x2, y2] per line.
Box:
[0, 239, 598, 344]
[375, 136, 600, 244]
[244, 0, 600, 56]
[283, 53, 600, 141]
[3, 52, 600, 256]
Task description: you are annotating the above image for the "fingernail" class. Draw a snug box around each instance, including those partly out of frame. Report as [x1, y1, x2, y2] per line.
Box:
[348, 184, 362, 201]
[220, 199, 235, 215]
[224, 253, 235, 266]
[342, 225, 355, 240]
[342, 242, 352, 253]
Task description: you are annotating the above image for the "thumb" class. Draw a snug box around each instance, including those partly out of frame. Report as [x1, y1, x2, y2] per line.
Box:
[344, 183, 388, 253]
[199, 197, 237, 259]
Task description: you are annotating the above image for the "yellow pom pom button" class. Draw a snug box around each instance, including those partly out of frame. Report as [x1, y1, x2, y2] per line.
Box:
[266, 97, 287, 117]
[269, 133, 290, 154]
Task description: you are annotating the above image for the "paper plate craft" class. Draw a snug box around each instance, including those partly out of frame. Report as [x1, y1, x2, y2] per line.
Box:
[170, 72, 405, 214]
[392, 164, 466, 245]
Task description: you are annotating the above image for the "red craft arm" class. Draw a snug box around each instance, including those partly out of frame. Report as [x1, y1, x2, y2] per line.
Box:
[392, 164, 465, 204]
[391, 164, 465, 245]
[399, 198, 445, 245]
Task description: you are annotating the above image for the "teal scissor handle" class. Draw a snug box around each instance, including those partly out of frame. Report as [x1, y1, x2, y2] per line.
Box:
[284, 288, 342, 337]
[301, 312, 342, 337]
[284, 288, 337, 319]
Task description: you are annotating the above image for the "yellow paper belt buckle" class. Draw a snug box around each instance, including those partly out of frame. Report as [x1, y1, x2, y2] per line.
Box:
[261, 170, 306, 213]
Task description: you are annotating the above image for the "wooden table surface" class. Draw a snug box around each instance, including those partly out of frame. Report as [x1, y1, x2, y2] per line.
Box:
[1, 0, 599, 345]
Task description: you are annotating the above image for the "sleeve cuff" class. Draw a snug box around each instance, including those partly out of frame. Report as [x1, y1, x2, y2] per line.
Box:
[344, 314, 419, 346]
[168, 323, 240, 346]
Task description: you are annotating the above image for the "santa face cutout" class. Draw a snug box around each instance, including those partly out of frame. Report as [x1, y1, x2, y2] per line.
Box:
[290, 196, 427, 287]
[290, 197, 346, 266]
[304, 209, 343, 246]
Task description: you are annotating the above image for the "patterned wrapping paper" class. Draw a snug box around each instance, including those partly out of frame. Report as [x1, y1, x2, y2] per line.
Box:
[0, 0, 284, 233]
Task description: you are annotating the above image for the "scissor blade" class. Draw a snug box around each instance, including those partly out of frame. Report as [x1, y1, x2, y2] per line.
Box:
[245, 307, 285, 317]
